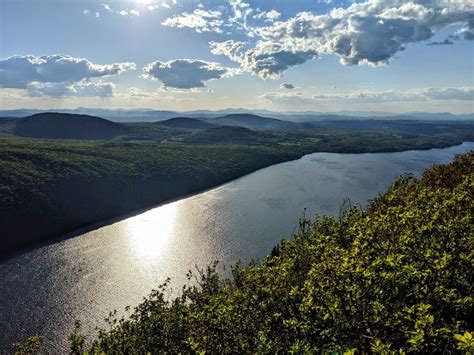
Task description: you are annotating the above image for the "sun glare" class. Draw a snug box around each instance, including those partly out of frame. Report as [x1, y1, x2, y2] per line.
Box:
[126, 202, 179, 259]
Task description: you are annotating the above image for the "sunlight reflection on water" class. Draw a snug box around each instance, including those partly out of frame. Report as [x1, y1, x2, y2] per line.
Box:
[126, 202, 179, 260]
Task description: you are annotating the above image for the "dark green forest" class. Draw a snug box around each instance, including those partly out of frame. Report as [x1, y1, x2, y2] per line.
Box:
[15, 152, 473, 353]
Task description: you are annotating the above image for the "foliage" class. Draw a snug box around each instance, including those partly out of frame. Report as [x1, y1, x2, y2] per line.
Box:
[13, 336, 43, 355]
[63, 152, 473, 353]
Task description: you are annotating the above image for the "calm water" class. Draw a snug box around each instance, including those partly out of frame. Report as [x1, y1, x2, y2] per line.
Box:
[0, 143, 472, 352]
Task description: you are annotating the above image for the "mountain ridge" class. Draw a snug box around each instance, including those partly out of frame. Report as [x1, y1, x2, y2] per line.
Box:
[14, 112, 128, 140]
[1, 108, 473, 123]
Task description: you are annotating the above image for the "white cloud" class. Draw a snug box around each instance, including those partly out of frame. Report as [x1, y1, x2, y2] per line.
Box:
[209, 0, 474, 78]
[162, 8, 224, 33]
[210, 40, 318, 79]
[121, 87, 198, 104]
[263, 87, 474, 105]
[101, 3, 140, 17]
[261, 91, 318, 105]
[229, 0, 253, 22]
[128, 87, 156, 98]
[312, 87, 474, 102]
[0, 55, 134, 98]
[84, 9, 100, 18]
[457, 26, 474, 40]
[254, 9, 281, 22]
[0, 55, 135, 89]
[143, 59, 236, 89]
[27, 80, 115, 98]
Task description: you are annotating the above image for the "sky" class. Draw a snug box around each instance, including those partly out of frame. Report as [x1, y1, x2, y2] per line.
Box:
[1, 0, 473, 113]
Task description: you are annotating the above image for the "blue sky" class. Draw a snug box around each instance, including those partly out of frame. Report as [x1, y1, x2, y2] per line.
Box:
[1, 0, 473, 113]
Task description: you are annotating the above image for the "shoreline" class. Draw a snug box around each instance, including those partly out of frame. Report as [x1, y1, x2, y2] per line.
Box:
[1, 140, 470, 262]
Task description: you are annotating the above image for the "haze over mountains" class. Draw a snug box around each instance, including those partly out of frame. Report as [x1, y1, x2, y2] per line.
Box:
[2, 111, 474, 145]
[1, 108, 473, 123]
[3, 112, 473, 142]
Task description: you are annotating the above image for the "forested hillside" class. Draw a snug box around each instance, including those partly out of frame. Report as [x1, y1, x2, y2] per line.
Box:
[0, 140, 306, 258]
[14, 113, 129, 140]
[17, 152, 471, 353]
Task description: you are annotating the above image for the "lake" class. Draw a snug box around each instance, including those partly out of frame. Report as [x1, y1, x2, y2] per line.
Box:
[0, 142, 472, 352]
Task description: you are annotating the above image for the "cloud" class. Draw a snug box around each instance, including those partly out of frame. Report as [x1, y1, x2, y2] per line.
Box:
[84, 9, 100, 18]
[280, 83, 295, 89]
[209, 0, 474, 78]
[0, 55, 135, 89]
[162, 8, 224, 33]
[312, 87, 474, 102]
[457, 26, 474, 40]
[229, 0, 253, 22]
[262, 91, 317, 105]
[0, 55, 134, 98]
[121, 87, 197, 104]
[143, 59, 236, 89]
[26, 80, 115, 98]
[253, 9, 281, 22]
[428, 24, 474, 45]
[420, 87, 474, 101]
[101, 3, 140, 17]
[263, 87, 474, 105]
[210, 40, 318, 79]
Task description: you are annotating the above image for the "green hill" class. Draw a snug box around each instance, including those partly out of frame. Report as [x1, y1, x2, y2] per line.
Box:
[208, 113, 296, 131]
[14, 113, 128, 140]
[25, 152, 470, 354]
[180, 125, 279, 145]
[156, 117, 216, 131]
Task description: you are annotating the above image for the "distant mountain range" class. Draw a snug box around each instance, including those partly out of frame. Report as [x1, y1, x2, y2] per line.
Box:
[1, 108, 473, 123]
[2, 112, 473, 141]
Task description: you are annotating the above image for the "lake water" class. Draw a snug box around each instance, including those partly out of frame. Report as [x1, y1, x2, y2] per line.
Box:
[0, 143, 472, 352]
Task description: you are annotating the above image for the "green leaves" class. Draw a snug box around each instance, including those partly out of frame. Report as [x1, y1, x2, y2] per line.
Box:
[454, 332, 474, 354]
[13, 336, 43, 355]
